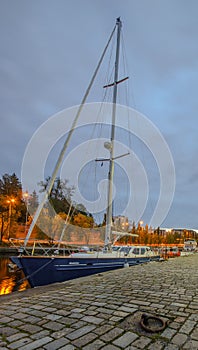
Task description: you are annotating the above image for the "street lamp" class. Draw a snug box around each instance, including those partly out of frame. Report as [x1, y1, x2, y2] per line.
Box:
[23, 191, 29, 235]
[138, 220, 144, 232]
[7, 198, 15, 240]
[137, 221, 144, 244]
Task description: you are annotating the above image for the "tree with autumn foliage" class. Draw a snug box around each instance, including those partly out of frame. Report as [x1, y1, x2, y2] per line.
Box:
[0, 173, 40, 242]
[38, 177, 96, 238]
[71, 213, 94, 244]
[0, 173, 23, 241]
[38, 176, 75, 215]
[72, 213, 94, 228]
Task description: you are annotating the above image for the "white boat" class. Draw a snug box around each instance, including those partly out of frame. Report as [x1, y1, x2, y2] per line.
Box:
[180, 239, 197, 256]
[183, 239, 197, 251]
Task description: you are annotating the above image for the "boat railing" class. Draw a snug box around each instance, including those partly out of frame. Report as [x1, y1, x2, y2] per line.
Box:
[8, 238, 65, 256]
[8, 238, 103, 257]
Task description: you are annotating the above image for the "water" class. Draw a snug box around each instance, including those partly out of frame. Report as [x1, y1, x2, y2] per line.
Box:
[0, 257, 30, 295]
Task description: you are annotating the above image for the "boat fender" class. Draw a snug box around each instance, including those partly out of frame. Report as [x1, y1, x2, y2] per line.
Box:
[7, 263, 18, 272]
[124, 262, 129, 268]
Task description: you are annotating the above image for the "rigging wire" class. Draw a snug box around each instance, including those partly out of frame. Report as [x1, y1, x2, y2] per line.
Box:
[72, 30, 118, 224]
[23, 22, 117, 247]
[120, 30, 139, 222]
[121, 31, 156, 226]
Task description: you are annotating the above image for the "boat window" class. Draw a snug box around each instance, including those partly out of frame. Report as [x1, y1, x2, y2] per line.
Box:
[120, 247, 131, 254]
[141, 248, 146, 254]
[112, 246, 120, 251]
[132, 248, 140, 255]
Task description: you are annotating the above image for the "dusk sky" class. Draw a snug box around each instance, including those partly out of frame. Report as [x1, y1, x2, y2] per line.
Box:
[1, 0, 198, 229]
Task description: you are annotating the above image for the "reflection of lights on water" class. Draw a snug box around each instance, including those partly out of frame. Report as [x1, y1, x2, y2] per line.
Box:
[0, 275, 30, 295]
[0, 258, 30, 295]
[18, 280, 29, 292]
[0, 278, 15, 295]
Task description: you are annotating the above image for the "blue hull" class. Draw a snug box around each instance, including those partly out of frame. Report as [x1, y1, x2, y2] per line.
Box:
[11, 255, 160, 288]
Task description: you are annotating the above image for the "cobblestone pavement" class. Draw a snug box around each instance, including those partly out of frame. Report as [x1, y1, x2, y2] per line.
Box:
[0, 254, 198, 349]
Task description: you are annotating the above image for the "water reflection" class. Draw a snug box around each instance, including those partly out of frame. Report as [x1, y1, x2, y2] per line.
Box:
[0, 257, 30, 295]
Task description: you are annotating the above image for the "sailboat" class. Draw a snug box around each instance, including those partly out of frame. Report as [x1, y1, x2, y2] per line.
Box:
[10, 18, 160, 288]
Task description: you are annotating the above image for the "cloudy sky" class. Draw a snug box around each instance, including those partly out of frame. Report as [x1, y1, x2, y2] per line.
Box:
[1, 0, 198, 229]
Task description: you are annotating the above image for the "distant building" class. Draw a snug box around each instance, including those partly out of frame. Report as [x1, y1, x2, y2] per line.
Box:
[159, 228, 198, 238]
[113, 216, 129, 231]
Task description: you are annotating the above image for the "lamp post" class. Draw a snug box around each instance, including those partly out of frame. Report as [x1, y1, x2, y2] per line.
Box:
[138, 220, 144, 244]
[7, 198, 15, 240]
[138, 220, 144, 233]
[23, 191, 29, 235]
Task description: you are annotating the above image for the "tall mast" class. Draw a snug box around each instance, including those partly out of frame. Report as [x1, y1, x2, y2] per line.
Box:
[105, 17, 122, 247]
